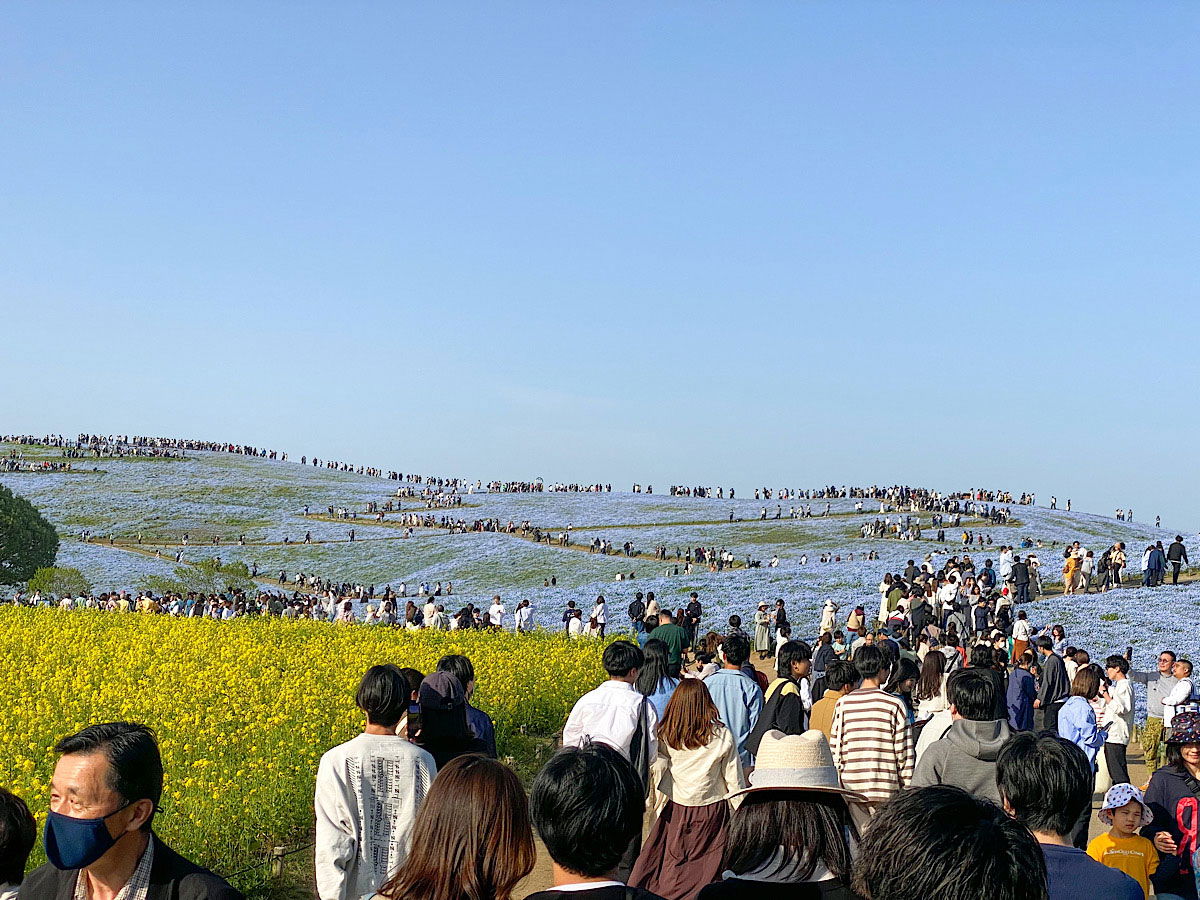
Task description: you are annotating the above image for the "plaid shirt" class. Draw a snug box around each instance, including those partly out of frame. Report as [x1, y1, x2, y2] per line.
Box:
[74, 838, 154, 900]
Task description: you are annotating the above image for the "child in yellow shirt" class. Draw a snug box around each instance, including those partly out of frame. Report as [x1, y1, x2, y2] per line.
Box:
[1086, 783, 1158, 899]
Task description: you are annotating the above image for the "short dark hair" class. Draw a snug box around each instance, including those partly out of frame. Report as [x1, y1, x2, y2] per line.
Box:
[853, 785, 1047, 900]
[721, 633, 751, 666]
[602, 641, 643, 677]
[826, 659, 859, 692]
[54, 723, 163, 830]
[356, 665, 410, 727]
[946, 669, 997, 721]
[1105, 655, 1129, 675]
[1035, 636, 1054, 652]
[531, 744, 642, 877]
[854, 645, 887, 680]
[969, 645, 994, 669]
[0, 787, 36, 885]
[724, 790, 857, 883]
[996, 733, 1093, 837]
[776, 640, 812, 678]
[436, 654, 477, 690]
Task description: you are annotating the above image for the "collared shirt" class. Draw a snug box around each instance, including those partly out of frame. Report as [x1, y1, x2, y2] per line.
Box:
[74, 837, 154, 900]
[562, 680, 658, 762]
[705, 669, 764, 769]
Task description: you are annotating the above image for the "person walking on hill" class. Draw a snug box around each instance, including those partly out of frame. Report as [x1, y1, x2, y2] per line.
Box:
[1167, 536, 1190, 585]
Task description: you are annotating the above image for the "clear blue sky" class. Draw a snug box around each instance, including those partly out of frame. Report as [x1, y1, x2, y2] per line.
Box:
[2, 4, 1197, 530]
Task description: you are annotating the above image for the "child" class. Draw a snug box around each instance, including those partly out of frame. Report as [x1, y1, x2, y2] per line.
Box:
[1086, 783, 1158, 898]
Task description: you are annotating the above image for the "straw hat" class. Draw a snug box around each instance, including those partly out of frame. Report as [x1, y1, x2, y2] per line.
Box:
[727, 730, 867, 803]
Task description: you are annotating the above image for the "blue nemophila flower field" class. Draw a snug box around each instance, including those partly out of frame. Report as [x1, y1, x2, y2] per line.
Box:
[3, 445, 1193, 676]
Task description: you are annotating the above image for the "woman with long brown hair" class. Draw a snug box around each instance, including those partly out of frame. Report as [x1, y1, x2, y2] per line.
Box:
[630, 677, 745, 900]
[375, 755, 534, 900]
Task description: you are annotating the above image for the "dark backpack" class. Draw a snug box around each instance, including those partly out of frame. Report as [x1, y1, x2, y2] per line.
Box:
[628, 599, 646, 621]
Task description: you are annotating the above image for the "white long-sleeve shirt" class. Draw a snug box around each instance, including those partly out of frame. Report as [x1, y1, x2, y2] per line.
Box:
[314, 733, 437, 900]
[562, 680, 658, 762]
[1163, 677, 1196, 727]
[1101, 678, 1134, 745]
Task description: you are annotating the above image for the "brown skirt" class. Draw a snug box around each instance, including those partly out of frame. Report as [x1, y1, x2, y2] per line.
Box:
[630, 799, 728, 900]
[1013, 639, 1029, 662]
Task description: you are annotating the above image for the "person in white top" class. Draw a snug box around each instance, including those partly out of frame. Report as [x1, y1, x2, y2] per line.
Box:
[567, 611, 584, 638]
[314, 665, 437, 900]
[562, 641, 658, 764]
[590, 595, 607, 638]
[487, 596, 505, 630]
[514, 599, 534, 633]
[1163, 659, 1196, 728]
[1100, 655, 1135, 787]
[423, 599, 437, 625]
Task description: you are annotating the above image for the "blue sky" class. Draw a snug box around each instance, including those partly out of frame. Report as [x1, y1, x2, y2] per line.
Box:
[1, 4, 1197, 530]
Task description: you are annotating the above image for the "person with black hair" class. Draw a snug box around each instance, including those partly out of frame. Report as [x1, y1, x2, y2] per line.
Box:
[315, 666, 437, 900]
[1142, 711, 1200, 899]
[853, 785, 1047, 900]
[1034, 635, 1070, 733]
[435, 654, 498, 758]
[698, 729, 865, 899]
[21, 722, 243, 899]
[968, 642, 1008, 720]
[705, 633, 764, 770]
[636, 639, 680, 720]
[0, 788, 35, 900]
[830, 645, 913, 809]
[563, 641, 658, 783]
[809, 660, 857, 740]
[413, 671, 489, 769]
[1006, 650, 1037, 732]
[745, 641, 811, 757]
[527, 744, 666, 900]
[996, 732, 1141, 899]
[911, 668, 1012, 804]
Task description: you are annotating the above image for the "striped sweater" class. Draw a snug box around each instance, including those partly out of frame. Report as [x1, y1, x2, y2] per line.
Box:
[830, 688, 914, 805]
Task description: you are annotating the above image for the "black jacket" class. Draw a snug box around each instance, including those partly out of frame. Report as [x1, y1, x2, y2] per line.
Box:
[1011, 562, 1030, 586]
[21, 833, 243, 900]
[1168, 541, 1189, 564]
[1142, 763, 1200, 899]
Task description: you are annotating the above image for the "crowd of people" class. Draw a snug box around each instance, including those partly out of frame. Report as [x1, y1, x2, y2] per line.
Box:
[6, 617, 1197, 900]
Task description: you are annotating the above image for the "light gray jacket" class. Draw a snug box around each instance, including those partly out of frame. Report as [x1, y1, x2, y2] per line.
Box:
[911, 717, 1011, 805]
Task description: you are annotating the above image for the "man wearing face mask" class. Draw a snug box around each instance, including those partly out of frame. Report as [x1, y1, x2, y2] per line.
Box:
[20, 722, 242, 900]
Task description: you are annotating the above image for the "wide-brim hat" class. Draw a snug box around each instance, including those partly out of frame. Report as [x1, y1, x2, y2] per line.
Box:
[1167, 711, 1200, 745]
[1098, 783, 1153, 827]
[726, 730, 868, 804]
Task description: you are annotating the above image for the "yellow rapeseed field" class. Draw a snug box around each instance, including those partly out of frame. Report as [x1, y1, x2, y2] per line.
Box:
[0, 608, 609, 890]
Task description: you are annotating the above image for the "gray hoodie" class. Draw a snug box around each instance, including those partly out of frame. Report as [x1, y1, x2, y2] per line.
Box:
[910, 717, 1011, 805]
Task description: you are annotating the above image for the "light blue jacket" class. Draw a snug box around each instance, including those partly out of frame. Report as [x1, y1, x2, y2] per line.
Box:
[705, 668, 764, 768]
[1058, 695, 1106, 766]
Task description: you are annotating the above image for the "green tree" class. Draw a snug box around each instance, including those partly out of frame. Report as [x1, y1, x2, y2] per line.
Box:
[27, 566, 93, 598]
[0, 484, 59, 585]
[143, 558, 256, 596]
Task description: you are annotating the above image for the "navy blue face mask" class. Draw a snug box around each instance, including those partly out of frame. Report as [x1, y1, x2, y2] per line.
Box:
[44, 802, 131, 870]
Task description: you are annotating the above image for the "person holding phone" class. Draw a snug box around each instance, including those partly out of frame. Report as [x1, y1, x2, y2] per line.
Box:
[1059, 665, 1109, 850]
